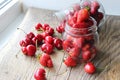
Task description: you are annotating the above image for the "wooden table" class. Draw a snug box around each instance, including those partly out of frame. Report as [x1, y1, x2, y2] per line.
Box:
[0, 8, 120, 80]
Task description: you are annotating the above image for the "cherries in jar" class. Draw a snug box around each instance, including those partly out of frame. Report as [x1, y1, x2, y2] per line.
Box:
[62, 9, 99, 67]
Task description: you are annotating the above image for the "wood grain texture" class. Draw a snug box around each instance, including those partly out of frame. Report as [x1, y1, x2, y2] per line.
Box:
[0, 8, 120, 80]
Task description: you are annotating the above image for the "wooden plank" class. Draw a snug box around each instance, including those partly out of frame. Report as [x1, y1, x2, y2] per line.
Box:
[0, 8, 120, 80]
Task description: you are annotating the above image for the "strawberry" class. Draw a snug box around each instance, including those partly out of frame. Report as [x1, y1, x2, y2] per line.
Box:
[77, 9, 89, 23]
[40, 53, 53, 68]
[64, 56, 77, 67]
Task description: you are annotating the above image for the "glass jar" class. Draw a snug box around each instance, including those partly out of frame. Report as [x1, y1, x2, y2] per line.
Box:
[62, 18, 99, 62]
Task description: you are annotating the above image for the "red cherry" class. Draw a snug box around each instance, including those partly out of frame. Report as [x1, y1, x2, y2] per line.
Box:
[84, 62, 96, 74]
[56, 25, 65, 33]
[40, 53, 50, 67]
[19, 40, 28, 47]
[36, 34, 43, 43]
[69, 47, 80, 58]
[34, 68, 46, 80]
[98, 12, 103, 20]
[82, 43, 91, 51]
[41, 43, 53, 54]
[42, 24, 50, 30]
[40, 53, 53, 68]
[32, 37, 38, 45]
[46, 27, 54, 36]
[26, 32, 35, 39]
[73, 37, 85, 48]
[35, 23, 42, 31]
[91, 1, 100, 10]
[44, 36, 54, 44]
[63, 40, 74, 52]
[47, 59, 53, 68]
[24, 38, 32, 45]
[26, 45, 36, 56]
[21, 47, 27, 55]
[73, 3, 81, 11]
[41, 32, 49, 39]
[64, 56, 77, 67]
[82, 50, 92, 61]
[68, 17, 77, 27]
[54, 38, 63, 50]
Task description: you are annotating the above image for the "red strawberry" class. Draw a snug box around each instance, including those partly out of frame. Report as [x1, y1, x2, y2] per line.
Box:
[77, 9, 89, 23]
[64, 56, 77, 67]
[40, 54, 53, 68]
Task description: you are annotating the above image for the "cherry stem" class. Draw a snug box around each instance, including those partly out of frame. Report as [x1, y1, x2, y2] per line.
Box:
[17, 28, 27, 34]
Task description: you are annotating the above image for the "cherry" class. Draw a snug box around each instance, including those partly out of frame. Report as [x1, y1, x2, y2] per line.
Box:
[82, 50, 92, 61]
[36, 34, 43, 43]
[91, 1, 100, 11]
[19, 40, 28, 47]
[21, 47, 27, 55]
[35, 23, 42, 31]
[41, 32, 49, 39]
[73, 3, 81, 11]
[82, 43, 91, 51]
[56, 25, 65, 33]
[63, 40, 74, 52]
[54, 38, 63, 50]
[32, 37, 38, 45]
[42, 24, 50, 31]
[40, 53, 53, 67]
[44, 36, 54, 44]
[73, 37, 85, 48]
[34, 68, 46, 80]
[84, 62, 96, 74]
[26, 32, 35, 39]
[64, 56, 77, 67]
[46, 27, 54, 36]
[26, 45, 36, 56]
[41, 43, 53, 54]
[69, 47, 80, 58]
[68, 17, 77, 27]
